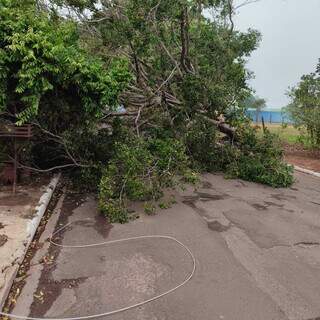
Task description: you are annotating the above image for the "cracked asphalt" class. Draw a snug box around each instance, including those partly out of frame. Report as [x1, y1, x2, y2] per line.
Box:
[9, 171, 320, 320]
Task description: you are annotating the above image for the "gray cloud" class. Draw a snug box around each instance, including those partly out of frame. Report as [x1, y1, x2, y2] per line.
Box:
[235, 0, 320, 108]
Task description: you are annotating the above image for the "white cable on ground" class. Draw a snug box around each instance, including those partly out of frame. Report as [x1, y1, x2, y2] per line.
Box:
[0, 219, 196, 320]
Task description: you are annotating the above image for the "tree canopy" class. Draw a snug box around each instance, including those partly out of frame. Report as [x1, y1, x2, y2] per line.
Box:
[0, 0, 294, 223]
[287, 63, 320, 147]
[0, 0, 130, 125]
[245, 95, 267, 110]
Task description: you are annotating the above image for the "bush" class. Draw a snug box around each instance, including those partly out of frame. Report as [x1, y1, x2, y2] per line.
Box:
[69, 117, 294, 225]
[226, 129, 294, 187]
[287, 71, 320, 148]
[98, 134, 196, 223]
[186, 118, 293, 188]
[186, 117, 235, 172]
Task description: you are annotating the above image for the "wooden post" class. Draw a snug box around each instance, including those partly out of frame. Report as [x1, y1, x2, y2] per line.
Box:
[13, 136, 17, 194]
[262, 116, 266, 133]
[13, 106, 17, 193]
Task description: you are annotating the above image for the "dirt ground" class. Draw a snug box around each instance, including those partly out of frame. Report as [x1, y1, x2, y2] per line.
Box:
[0, 175, 51, 308]
[255, 123, 320, 172]
[284, 144, 320, 172]
[4, 171, 320, 320]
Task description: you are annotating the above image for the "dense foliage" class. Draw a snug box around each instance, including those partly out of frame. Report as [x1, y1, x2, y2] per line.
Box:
[0, 0, 294, 223]
[0, 0, 130, 172]
[0, 0, 130, 125]
[99, 133, 195, 222]
[287, 62, 320, 147]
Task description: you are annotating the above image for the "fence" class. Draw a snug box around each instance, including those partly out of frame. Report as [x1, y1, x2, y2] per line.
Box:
[246, 110, 292, 124]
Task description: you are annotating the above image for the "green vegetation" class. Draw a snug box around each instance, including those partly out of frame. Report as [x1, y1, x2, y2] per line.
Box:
[0, 0, 130, 125]
[245, 95, 267, 122]
[0, 0, 294, 223]
[98, 133, 192, 222]
[256, 124, 301, 144]
[226, 128, 294, 187]
[287, 63, 320, 148]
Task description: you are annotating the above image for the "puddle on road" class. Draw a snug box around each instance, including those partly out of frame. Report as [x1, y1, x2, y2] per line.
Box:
[197, 192, 226, 201]
[94, 214, 113, 238]
[294, 241, 320, 248]
[250, 203, 268, 211]
[29, 192, 113, 318]
[183, 191, 228, 203]
[207, 220, 230, 232]
[30, 276, 88, 316]
[182, 191, 229, 219]
[72, 216, 113, 239]
[182, 197, 211, 219]
[271, 193, 297, 201]
[249, 201, 286, 211]
[264, 201, 284, 208]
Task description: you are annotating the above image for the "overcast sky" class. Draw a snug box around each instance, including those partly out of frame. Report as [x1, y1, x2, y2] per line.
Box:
[234, 0, 320, 108]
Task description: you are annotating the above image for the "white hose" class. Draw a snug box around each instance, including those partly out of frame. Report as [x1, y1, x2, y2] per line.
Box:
[0, 220, 196, 320]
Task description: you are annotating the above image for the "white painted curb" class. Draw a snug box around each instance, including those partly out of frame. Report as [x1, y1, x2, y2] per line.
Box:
[24, 173, 61, 263]
[294, 166, 320, 178]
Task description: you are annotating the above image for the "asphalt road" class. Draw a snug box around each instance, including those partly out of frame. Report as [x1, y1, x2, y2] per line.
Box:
[10, 171, 320, 320]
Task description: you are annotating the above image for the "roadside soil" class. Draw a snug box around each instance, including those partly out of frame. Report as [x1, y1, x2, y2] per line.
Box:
[0, 174, 53, 309]
[284, 143, 320, 172]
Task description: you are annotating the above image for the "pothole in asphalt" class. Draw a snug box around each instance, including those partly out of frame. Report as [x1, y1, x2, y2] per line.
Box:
[264, 201, 284, 208]
[271, 193, 297, 201]
[207, 220, 230, 232]
[294, 242, 320, 248]
[197, 192, 227, 201]
[250, 203, 268, 211]
[183, 191, 228, 203]
[0, 234, 8, 246]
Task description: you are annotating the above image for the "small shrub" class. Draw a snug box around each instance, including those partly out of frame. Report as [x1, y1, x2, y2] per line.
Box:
[144, 202, 156, 215]
[98, 135, 193, 223]
[226, 128, 294, 187]
[186, 117, 229, 171]
[158, 202, 171, 210]
[186, 119, 294, 188]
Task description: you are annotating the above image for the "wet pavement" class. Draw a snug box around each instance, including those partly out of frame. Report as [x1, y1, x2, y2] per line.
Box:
[7, 171, 320, 320]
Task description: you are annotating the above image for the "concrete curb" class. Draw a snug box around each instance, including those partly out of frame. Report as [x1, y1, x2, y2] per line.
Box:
[24, 173, 61, 263]
[0, 173, 60, 310]
[294, 166, 320, 178]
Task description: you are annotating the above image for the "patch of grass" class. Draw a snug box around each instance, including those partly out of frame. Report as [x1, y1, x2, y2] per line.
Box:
[144, 202, 156, 215]
[255, 124, 301, 144]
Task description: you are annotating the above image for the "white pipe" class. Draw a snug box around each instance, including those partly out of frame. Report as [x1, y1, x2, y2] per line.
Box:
[0, 220, 196, 320]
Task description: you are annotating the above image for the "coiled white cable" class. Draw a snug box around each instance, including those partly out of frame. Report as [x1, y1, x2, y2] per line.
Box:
[0, 220, 196, 320]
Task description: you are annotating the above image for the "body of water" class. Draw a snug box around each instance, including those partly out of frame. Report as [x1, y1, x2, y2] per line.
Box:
[246, 109, 292, 124]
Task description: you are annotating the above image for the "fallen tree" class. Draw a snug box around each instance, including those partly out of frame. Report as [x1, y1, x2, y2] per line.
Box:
[1, 0, 294, 223]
